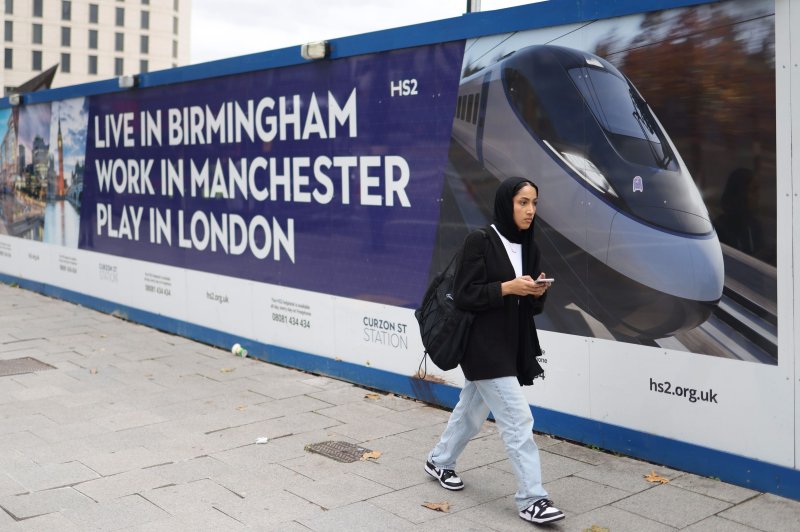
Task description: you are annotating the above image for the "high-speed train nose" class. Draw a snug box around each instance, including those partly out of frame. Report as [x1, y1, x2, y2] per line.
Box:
[594, 210, 725, 338]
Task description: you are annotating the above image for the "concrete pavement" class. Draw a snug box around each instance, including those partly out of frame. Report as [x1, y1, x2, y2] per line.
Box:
[1, 280, 799, 531]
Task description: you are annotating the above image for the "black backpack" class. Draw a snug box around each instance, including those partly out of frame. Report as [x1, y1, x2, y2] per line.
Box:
[415, 230, 485, 372]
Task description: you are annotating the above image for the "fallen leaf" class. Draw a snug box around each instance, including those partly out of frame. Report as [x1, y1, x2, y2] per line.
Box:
[583, 526, 610, 532]
[89, 368, 97, 374]
[362, 450, 382, 460]
[220, 367, 235, 373]
[364, 393, 381, 400]
[236, 405, 247, 411]
[422, 501, 450, 513]
[644, 470, 670, 484]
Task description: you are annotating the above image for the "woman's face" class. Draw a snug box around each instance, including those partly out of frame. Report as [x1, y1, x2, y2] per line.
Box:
[513, 184, 537, 230]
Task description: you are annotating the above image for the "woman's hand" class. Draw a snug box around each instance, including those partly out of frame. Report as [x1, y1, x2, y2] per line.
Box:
[501, 273, 550, 298]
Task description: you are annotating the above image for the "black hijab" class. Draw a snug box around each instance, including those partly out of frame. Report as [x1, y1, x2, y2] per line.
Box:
[493, 177, 538, 275]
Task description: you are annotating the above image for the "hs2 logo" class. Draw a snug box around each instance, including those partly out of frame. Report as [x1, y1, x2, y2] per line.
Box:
[390, 79, 418, 97]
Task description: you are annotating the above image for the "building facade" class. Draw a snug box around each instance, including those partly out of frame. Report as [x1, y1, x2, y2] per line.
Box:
[1, 0, 191, 94]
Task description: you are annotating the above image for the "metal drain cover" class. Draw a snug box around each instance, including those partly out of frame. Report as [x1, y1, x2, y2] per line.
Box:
[304, 441, 371, 463]
[0, 357, 56, 377]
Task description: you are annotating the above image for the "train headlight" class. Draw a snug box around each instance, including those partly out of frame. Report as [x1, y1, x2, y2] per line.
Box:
[542, 140, 618, 198]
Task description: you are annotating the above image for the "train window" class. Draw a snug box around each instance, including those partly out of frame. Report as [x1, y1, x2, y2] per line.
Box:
[472, 94, 480, 125]
[458, 95, 464, 120]
[569, 68, 654, 141]
[466, 94, 474, 123]
[504, 67, 558, 143]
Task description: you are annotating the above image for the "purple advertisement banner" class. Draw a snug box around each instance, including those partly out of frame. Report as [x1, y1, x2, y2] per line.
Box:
[78, 42, 465, 306]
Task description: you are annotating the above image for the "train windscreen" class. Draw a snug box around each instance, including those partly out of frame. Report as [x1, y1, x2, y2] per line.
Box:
[569, 68, 677, 171]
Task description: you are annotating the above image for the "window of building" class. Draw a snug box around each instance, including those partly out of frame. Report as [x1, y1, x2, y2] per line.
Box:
[89, 3, 98, 23]
[140, 59, 148, 73]
[174, 0, 178, 11]
[4, 0, 11, 15]
[173, 16, 178, 35]
[32, 50, 42, 70]
[33, 0, 42, 17]
[172, 40, 177, 59]
[4, 21, 11, 42]
[32, 23, 42, 44]
[140, 35, 148, 54]
[142, 0, 149, 4]
[88, 29, 97, 49]
[88, 54, 97, 74]
[114, 57, 123, 76]
[62, 1, 71, 20]
[61, 52, 70, 73]
[115, 7, 124, 26]
[61, 27, 71, 47]
[115, 32, 123, 52]
[141, 11, 149, 29]
[4, 48, 12, 69]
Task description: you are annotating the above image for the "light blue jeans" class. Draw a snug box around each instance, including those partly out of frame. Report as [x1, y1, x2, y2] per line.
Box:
[428, 376, 547, 511]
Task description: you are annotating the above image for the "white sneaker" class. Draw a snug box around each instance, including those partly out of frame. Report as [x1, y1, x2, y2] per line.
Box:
[519, 498, 565, 524]
[424, 460, 464, 490]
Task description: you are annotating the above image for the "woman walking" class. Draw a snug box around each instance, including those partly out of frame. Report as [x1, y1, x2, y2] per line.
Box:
[425, 177, 564, 525]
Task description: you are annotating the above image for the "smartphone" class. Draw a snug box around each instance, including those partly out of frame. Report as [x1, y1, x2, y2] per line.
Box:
[534, 278, 554, 284]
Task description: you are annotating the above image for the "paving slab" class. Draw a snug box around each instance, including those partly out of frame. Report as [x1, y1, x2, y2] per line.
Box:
[568, 504, 676, 532]
[353, 455, 434, 490]
[359, 433, 433, 465]
[61, 493, 170, 530]
[377, 405, 452, 429]
[3, 512, 86, 532]
[573, 455, 684, 493]
[544, 475, 631, 515]
[286, 472, 394, 509]
[139, 478, 244, 516]
[682, 515, 762, 531]
[123, 507, 247, 531]
[0, 473, 26, 499]
[146, 456, 230, 485]
[455, 494, 564, 531]
[669, 472, 760, 504]
[545, 441, 614, 466]
[0, 487, 95, 520]
[718, 493, 800, 532]
[315, 400, 397, 425]
[299, 500, 415, 532]
[77, 446, 166, 477]
[322, 416, 412, 442]
[210, 487, 326, 528]
[413, 512, 497, 532]
[4, 460, 100, 492]
[613, 483, 733, 529]
[73, 468, 171, 502]
[368, 476, 499, 525]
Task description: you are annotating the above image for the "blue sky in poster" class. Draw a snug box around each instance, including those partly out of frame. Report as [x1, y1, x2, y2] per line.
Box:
[48, 98, 88, 184]
[18, 104, 51, 155]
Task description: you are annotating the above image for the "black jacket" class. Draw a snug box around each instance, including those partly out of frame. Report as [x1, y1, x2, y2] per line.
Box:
[453, 226, 545, 384]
